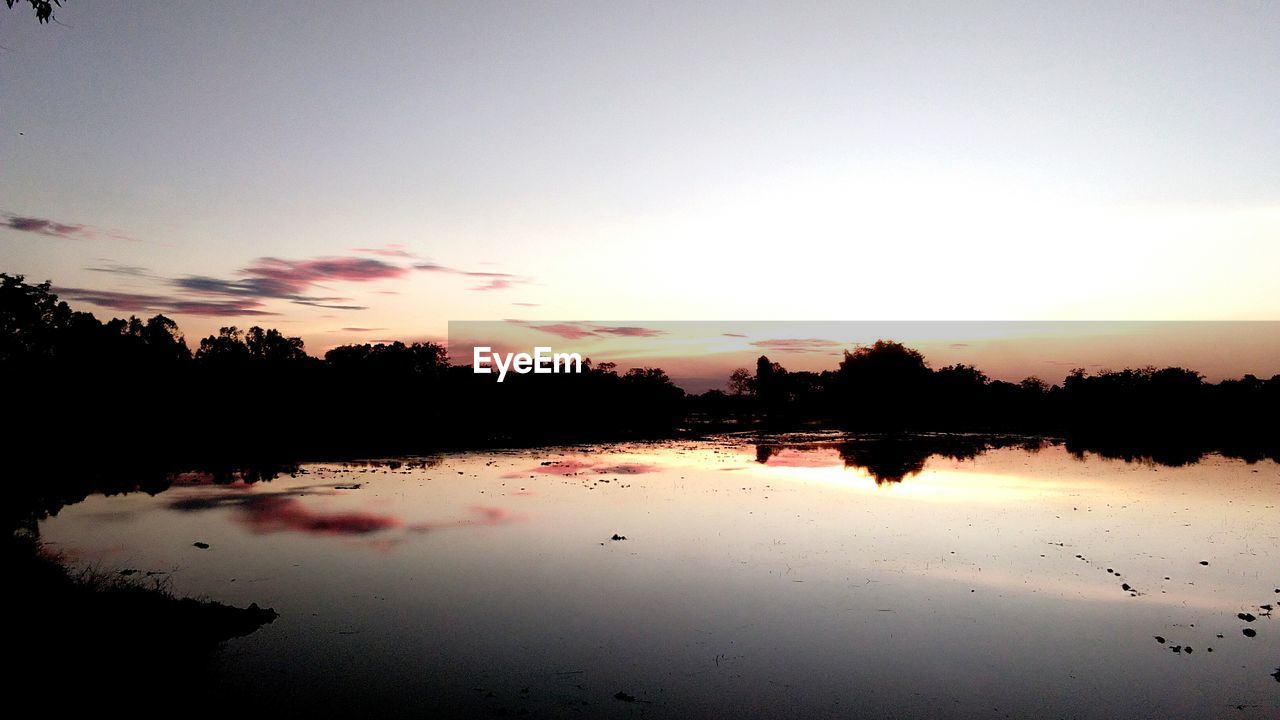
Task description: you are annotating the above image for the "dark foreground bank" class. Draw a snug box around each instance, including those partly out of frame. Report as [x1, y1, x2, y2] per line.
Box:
[6, 531, 277, 707]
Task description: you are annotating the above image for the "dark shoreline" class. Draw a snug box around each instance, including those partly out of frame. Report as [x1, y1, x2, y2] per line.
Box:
[7, 531, 278, 708]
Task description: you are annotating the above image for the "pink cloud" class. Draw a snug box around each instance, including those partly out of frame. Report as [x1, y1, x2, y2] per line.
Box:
[244, 256, 408, 295]
[517, 322, 666, 340]
[527, 323, 599, 340]
[59, 247, 531, 319]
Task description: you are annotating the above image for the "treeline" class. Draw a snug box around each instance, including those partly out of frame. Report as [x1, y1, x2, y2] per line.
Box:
[690, 340, 1279, 449]
[1, 275, 685, 469]
[4, 274, 1277, 470]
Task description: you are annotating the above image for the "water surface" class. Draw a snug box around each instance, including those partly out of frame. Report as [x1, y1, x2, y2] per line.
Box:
[42, 436, 1279, 717]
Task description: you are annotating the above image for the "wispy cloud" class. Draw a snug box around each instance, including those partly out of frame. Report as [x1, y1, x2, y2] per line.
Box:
[352, 243, 416, 258]
[170, 256, 414, 311]
[54, 287, 277, 316]
[246, 256, 409, 295]
[3, 212, 136, 241]
[511, 321, 667, 340]
[595, 326, 663, 338]
[57, 250, 533, 318]
[86, 261, 155, 278]
[5, 214, 95, 240]
[414, 262, 531, 291]
[523, 323, 598, 340]
[750, 338, 842, 353]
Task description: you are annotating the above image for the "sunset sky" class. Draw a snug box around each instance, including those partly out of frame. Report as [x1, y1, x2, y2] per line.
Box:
[3, 2, 1279, 383]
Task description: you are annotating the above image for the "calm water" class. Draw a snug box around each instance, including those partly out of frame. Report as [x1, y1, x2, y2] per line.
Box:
[42, 436, 1279, 717]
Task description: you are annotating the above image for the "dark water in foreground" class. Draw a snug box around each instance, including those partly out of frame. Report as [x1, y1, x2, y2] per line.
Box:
[41, 436, 1278, 718]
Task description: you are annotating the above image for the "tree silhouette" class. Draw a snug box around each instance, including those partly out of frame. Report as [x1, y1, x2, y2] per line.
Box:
[728, 367, 753, 396]
[1, 274, 71, 363]
[245, 326, 308, 363]
[5, 0, 61, 24]
[834, 340, 932, 430]
[195, 327, 252, 365]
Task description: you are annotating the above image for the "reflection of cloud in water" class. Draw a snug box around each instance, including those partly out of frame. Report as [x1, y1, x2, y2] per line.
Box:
[169, 485, 342, 511]
[239, 497, 401, 535]
[169, 487, 521, 541]
[345, 507, 525, 552]
[504, 459, 661, 478]
[170, 487, 399, 536]
[407, 506, 523, 533]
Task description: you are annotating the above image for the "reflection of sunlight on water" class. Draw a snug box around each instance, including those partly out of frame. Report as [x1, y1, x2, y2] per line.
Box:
[905, 561, 1246, 613]
[772, 465, 1094, 503]
[548, 443, 1120, 505]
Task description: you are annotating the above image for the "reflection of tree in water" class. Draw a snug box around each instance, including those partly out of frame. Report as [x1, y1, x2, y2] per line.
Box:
[1064, 438, 1279, 467]
[841, 435, 1049, 483]
[755, 435, 1045, 484]
[6, 461, 299, 539]
[757, 432, 1279, 483]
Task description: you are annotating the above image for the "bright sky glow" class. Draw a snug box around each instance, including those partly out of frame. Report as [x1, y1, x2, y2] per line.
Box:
[3, 2, 1278, 370]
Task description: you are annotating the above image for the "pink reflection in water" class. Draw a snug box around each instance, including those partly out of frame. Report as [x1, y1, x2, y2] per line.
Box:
[408, 505, 524, 533]
[240, 496, 403, 536]
[755, 447, 842, 468]
[504, 459, 661, 478]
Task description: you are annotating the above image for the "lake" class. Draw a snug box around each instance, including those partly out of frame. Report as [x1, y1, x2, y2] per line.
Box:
[39, 434, 1278, 718]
